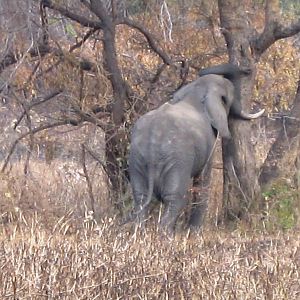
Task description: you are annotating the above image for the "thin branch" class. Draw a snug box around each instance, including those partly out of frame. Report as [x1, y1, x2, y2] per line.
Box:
[81, 144, 96, 214]
[151, 63, 168, 85]
[118, 18, 173, 65]
[69, 28, 99, 52]
[14, 89, 63, 129]
[39, 57, 63, 76]
[24, 60, 42, 88]
[252, 0, 300, 56]
[0, 44, 50, 75]
[41, 0, 103, 29]
[1, 7, 99, 74]
[11, 90, 34, 174]
[83, 145, 106, 167]
[79, 70, 84, 108]
[1, 119, 79, 173]
[40, 0, 49, 46]
[71, 106, 107, 129]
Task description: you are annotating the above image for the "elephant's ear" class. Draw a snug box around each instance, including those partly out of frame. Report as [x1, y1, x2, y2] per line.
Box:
[205, 95, 231, 139]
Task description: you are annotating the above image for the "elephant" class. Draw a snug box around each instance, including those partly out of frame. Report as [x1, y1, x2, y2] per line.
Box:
[127, 63, 264, 234]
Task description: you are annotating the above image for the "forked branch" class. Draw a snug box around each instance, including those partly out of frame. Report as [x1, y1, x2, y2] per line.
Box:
[118, 18, 173, 66]
[41, 0, 103, 29]
[1, 120, 79, 173]
[251, 0, 300, 56]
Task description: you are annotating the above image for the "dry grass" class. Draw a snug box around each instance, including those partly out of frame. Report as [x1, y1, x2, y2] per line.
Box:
[0, 159, 110, 223]
[0, 156, 299, 299]
[0, 157, 299, 299]
[1, 213, 300, 299]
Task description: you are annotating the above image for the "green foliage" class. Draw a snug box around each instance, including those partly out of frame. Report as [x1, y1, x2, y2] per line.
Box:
[262, 183, 299, 231]
[280, 0, 300, 14]
[127, 0, 147, 14]
[65, 23, 77, 37]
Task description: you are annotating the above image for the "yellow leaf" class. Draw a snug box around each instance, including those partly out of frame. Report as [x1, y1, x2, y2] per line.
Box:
[5, 192, 11, 198]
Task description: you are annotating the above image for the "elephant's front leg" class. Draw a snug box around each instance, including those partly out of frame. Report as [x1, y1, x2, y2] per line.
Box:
[188, 163, 212, 230]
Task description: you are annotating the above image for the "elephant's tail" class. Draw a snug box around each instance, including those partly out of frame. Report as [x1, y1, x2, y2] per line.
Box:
[121, 169, 154, 225]
[145, 168, 155, 208]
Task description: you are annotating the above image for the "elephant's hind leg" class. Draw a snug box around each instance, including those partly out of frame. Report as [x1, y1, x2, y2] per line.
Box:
[160, 171, 190, 234]
[130, 171, 151, 226]
[160, 193, 188, 234]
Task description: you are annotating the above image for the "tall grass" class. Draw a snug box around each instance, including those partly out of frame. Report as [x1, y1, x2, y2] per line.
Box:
[1, 212, 300, 299]
[0, 160, 299, 299]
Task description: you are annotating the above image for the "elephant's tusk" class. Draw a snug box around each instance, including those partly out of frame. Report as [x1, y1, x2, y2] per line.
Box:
[240, 108, 265, 120]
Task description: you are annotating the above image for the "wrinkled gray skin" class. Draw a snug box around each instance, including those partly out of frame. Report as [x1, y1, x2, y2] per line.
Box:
[128, 64, 264, 234]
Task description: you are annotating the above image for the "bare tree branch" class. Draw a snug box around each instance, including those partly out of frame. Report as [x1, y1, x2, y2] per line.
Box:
[1, 119, 80, 173]
[41, 0, 103, 29]
[42, 1, 173, 68]
[89, 0, 112, 25]
[40, 0, 49, 46]
[259, 76, 300, 187]
[118, 18, 173, 65]
[13, 89, 63, 130]
[24, 61, 42, 88]
[11, 90, 35, 174]
[0, 43, 97, 75]
[81, 144, 96, 214]
[69, 28, 99, 52]
[71, 106, 108, 129]
[0, 44, 51, 74]
[251, 0, 300, 56]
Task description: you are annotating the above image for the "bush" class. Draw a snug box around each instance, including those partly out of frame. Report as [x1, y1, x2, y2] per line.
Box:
[262, 182, 299, 230]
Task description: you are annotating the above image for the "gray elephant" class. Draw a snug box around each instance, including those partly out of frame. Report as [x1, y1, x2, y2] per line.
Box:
[127, 64, 264, 234]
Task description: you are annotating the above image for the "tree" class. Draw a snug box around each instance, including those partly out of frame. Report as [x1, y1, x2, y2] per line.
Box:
[1, 0, 299, 225]
[0, 0, 187, 211]
[217, 0, 300, 221]
[259, 76, 300, 188]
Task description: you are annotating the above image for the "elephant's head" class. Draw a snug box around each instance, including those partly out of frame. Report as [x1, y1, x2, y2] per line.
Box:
[200, 74, 235, 138]
[199, 63, 265, 122]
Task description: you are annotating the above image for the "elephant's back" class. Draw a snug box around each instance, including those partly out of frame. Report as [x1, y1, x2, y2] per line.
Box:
[130, 104, 214, 169]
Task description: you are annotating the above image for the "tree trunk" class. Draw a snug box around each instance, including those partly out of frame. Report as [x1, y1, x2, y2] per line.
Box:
[90, 1, 129, 207]
[259, 78, 300, 189]
[102, 26, 127, 200]
[218, 0, 262, 221]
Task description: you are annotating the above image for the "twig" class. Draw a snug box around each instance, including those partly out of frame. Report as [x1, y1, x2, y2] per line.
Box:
[118, 18, 173, 66]
[13, 89, 63, 130]
[69, 28, 99, 52]
[40, 0, 49, 46]
[81, 144, 95, 214]
[42, 0, 103, 29]
[11, 90, 34, 174]
[160, 1, 173, 42]
[24, 60, 41, 89]
[2, 119, 79, 173]
[83, 145, 106, 167]
[229, 158, 249, 207]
